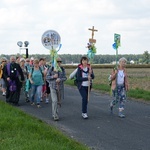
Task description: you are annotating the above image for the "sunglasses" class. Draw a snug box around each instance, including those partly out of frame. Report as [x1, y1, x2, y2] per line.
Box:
[57, 61, 62, 63]
[2, 61, 6, 62]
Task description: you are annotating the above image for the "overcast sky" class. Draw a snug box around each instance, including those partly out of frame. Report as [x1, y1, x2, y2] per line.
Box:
[0, 0, 150, 56]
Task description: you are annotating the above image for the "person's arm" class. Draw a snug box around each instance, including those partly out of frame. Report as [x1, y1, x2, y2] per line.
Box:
[111, 68, 117, 81]
[17, 64, 25, 81]
[46, 67, 57, 81]
[60, 68, 67, 82]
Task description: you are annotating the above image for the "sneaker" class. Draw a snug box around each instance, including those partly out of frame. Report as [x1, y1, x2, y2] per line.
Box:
[110, 106, 113, 114]
[53, 116, 59, 121]
[2, 92, 6, 96]
[45, 99, 49, 104]
[37, 104, 41, 108]
[118, 113, 125, 118]
[31, 102, 35, 106]
[40, 97, 43, 102]
[110, 102, 113, 114]
[26, 99, 30, 103]
[82, 113, 88, 119]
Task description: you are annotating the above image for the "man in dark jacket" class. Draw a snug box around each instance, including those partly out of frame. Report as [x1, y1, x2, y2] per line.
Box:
[3, 56, 24, 106]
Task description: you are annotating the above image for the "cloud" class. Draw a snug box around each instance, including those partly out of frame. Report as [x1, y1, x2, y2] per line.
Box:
[0, 0, 150, 55]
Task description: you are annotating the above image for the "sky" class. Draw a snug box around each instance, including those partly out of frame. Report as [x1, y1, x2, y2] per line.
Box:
[0, 0, 150, 56]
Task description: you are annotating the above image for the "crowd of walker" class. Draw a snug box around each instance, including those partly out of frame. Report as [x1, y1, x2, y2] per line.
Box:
[0, 55, 129, 121]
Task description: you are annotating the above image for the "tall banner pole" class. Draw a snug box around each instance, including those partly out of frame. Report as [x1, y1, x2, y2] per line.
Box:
[41, 30, 62, 107]
[87, 26, 98, 101]
[113, 33, 121, 106]
[114, 33, 121, 68]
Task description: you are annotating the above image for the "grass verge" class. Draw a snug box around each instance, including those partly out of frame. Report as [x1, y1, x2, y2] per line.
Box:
[0, 100, 89, 150]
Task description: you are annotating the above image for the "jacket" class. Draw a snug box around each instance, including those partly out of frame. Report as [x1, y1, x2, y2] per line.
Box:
[76, 64, 95, 89]
[111, 68, 129, 91]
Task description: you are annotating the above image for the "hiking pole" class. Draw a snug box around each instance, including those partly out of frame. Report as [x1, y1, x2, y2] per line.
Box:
[56, 81, 61, 107]
[87, 65, 92, 101]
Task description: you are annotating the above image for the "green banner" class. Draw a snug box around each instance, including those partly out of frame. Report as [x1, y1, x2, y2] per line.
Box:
[114, 33, 121, 47]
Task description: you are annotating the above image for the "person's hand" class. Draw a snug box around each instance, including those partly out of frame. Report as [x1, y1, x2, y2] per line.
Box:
[30, 79, 34, 84]
[88, 75, 91, 80]
[89, 70, 92, 75]
[7, 77, 10, 81]
[115, 69, 118, 74]
[53, 74, 58, 78]
[56, 78, 61, 83]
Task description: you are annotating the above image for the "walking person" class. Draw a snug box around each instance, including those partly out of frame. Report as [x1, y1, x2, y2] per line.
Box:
[29, 59, 45, 108]
[109, 57, 129, 118]
[39, 58, 46, 102]
[25, 58, 32, 101]
[43, 58, 51, 104]
[19, 58, 30, 102]
[3, 56, 24, 106]
[0, 57, 8, 96]
[46, 57, 67, 121]
[75, 56, 95, 119]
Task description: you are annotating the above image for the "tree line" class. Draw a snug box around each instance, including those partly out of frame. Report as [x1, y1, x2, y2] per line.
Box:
[0, 51, 149, 64]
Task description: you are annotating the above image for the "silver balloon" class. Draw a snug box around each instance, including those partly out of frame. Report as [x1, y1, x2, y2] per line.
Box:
[41, 30, 61, 50]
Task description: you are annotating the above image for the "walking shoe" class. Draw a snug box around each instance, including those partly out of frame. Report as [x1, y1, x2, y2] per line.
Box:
[118, 112, 125, 118]
[40, 97, 43, 102]
[31, 102, 35, 106]
[82, 113, 88, 119]
[110, 102, 113, 114]
[45, 99, 49, 104]
[37, 104, 41, 108]
[110, 106, 113, 114]
[53, 116, 59, 121]
[26, 99, 30, 103]
[2, 92, 6, 96]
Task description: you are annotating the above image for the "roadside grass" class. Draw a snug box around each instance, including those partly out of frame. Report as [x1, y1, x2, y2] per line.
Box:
[127, 88, 150, 100]
[0, 100, 89, 150]
[65, 68, 150, 101]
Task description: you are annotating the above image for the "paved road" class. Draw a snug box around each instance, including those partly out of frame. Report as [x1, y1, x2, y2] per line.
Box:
[1, 86, 150, 150]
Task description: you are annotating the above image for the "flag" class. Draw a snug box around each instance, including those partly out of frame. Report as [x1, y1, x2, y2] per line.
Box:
[114, 33, 121, 47]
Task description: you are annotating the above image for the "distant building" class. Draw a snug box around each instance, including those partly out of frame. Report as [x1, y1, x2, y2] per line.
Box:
[130, 60, 135, 64]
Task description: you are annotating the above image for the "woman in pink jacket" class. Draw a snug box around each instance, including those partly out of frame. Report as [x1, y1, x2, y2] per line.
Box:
[110, 57, 129, 118]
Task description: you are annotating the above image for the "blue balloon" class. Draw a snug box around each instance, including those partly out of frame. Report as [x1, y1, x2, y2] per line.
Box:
[112, 43, 118, 50]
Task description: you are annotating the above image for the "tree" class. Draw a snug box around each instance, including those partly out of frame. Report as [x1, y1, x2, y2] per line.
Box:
[143, 51, 149, 64]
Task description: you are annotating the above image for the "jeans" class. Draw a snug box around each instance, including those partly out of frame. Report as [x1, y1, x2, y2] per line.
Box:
[30, 85, 42, 104]
[79, 86, 88, 113]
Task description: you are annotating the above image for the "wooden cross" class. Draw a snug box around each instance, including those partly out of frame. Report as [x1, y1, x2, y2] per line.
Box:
[88, 26, 98, 43]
